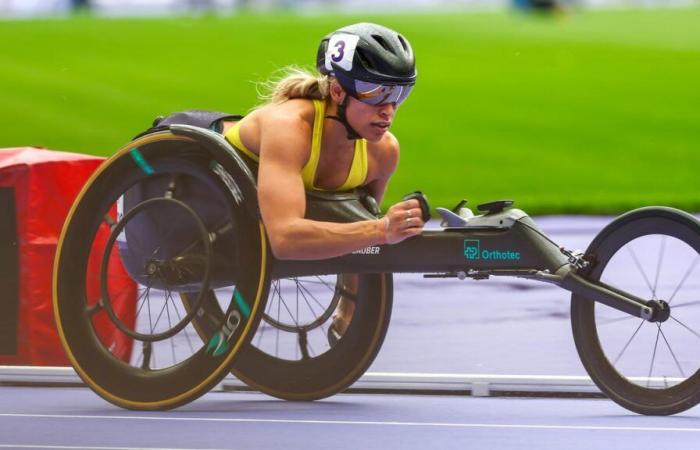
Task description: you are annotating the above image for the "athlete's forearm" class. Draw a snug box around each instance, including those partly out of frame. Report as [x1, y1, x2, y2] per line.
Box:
[268, 217, 386, 260]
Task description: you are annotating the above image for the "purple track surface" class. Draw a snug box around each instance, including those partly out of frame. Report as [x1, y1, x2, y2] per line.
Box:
[2, 387, 700, 449]
[2, 215, 700, 449]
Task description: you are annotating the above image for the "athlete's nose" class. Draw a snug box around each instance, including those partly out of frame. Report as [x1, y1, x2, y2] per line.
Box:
[378, 103, 397, 120]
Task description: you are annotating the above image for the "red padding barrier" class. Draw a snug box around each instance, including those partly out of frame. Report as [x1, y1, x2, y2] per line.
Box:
[0, 147, 136, 366]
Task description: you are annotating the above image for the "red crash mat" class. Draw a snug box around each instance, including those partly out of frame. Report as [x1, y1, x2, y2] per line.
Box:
[0, 147, 136, 366]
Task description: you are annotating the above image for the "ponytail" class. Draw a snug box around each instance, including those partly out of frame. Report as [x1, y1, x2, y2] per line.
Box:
[257, 66, 331, 105]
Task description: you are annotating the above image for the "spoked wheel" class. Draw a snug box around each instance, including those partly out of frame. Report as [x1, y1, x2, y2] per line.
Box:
[184, 272, 393, 400]
[54, 131, 269, 410]
[571, 207, 700, 415]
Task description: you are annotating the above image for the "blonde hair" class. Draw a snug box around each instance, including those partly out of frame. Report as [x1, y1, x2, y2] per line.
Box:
[257, 66, 332, 106]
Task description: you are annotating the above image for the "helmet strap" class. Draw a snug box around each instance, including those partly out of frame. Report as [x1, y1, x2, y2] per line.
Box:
[325, 95, 362, 140]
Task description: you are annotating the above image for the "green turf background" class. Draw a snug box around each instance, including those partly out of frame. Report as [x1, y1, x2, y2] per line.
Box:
[1, 7, 698, 214]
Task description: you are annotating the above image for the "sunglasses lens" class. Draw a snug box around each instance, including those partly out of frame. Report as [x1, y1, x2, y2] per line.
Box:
[353, 81, 414, 106]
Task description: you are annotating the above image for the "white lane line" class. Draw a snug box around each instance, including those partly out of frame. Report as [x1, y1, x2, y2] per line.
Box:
[0, 446, 232, 450]
[0, 413, 699, 432]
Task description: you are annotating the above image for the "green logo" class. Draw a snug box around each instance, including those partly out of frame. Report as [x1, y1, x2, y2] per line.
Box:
[206, 288, 249, 357]
[233, 288, 251, 319]
[205, 332, 229, 357]
[206, 310, 242, 357]
[464, 239, 521, 261]
[464, 240, 480, 260]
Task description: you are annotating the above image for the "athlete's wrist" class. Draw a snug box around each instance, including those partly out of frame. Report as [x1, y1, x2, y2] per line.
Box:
[374, 217, 389, 245]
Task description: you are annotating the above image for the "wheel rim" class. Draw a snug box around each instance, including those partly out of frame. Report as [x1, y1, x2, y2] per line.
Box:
[87, 168, 232, 370]
[100, 196, 213, 343]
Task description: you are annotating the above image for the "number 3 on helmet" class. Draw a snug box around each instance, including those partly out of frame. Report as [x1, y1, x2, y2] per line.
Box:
[316, 23, 417, 107]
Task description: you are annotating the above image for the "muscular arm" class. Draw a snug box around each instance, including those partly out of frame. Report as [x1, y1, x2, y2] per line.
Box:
[257, 112, 388, 260]
[364, 132, 400, 205]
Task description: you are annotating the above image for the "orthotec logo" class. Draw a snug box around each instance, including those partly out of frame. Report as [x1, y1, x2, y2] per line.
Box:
[464, 240, 480, 260]
[464, 239, 521, 261]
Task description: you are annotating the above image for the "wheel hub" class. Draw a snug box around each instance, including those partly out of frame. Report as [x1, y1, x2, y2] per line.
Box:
[648, 299, 671, 323]
[143, 255, 205, 286]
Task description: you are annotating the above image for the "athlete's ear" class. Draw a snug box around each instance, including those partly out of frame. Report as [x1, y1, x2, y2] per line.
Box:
[329, 78, 346, 104]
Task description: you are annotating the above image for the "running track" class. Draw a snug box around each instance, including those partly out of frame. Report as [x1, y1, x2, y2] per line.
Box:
[2, 215, 700, 449]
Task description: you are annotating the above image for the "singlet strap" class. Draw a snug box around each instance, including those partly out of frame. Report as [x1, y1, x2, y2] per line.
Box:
[303, 100, 368, 192]
[225, 100, 369, 192]
[301, 100, 326, 189]
[336, 139, 368, 191]
[224, 121, 259, 162]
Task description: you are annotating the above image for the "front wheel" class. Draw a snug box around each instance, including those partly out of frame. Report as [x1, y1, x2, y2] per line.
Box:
[571, 207, 700, 415]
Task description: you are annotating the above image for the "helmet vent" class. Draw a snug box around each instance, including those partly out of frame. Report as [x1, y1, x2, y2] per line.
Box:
[356, 49, 376, 70]
[371, 34, 393, 53]
[397, 35, 409, 52]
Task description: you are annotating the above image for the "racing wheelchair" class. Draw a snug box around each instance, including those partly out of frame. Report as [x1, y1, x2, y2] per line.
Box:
[53, 117, 700, 416]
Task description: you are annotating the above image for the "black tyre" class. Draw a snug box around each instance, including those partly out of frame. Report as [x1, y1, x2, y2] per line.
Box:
[53, 131, 269, 410]
[184, 272, 392, 400]
[571, 207, 700, 415]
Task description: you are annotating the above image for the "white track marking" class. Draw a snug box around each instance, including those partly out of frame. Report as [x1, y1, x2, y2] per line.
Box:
[0, 413, 699, 433]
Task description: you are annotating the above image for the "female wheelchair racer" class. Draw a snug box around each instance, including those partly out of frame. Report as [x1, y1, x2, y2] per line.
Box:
[54, 22, 424, 409]
[52, 25, 700, 416]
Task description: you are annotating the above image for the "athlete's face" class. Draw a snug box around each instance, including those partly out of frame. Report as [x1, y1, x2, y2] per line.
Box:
[346, 98, 397, 142]
[329, 79, 399, 142]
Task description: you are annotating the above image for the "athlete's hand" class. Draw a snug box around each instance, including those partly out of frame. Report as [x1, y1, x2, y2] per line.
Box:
[377, 199, 425, 245]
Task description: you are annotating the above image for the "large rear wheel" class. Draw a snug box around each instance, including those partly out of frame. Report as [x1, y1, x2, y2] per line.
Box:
[53, 131, 269, 410]
[184, 272, 392, 400]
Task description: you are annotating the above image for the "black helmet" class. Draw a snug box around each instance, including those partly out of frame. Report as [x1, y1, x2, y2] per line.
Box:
[316, 23, 416, 140]
[316, 22, 416, 88]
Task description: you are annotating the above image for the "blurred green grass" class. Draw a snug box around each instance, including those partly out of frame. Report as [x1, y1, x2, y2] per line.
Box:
[1, 8, 698, 214]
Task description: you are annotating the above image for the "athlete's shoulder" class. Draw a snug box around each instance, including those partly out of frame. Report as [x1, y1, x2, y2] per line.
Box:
[382, 130, 400, 152]
[373, 130, 400, 159]
[255, 99, 318, 163]
[259, 98, 317, 130]
[368, 131, 400, 177]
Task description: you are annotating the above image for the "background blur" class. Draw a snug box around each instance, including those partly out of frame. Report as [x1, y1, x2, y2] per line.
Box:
[1, 0, 698, 214]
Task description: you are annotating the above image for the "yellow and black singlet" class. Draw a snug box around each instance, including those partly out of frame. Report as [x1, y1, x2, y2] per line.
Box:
[224, 99, 368, 192]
